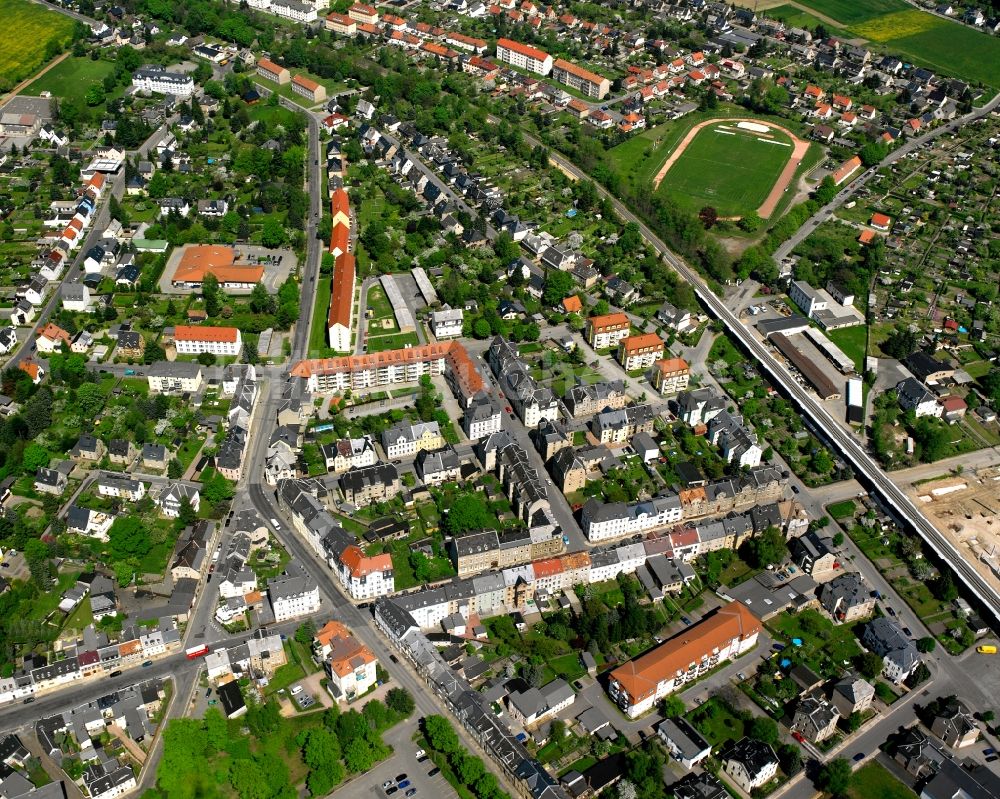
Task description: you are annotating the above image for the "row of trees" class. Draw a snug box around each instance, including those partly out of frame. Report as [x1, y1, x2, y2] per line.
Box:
[421, 716, 510, 799]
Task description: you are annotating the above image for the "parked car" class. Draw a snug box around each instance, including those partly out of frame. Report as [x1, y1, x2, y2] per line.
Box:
[427, 768, 440, 777]
[405, 791, 416, 797]
[853, 753, 865, 762]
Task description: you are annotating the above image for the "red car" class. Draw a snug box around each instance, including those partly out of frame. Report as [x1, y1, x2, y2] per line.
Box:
[792, 731, 805, 743]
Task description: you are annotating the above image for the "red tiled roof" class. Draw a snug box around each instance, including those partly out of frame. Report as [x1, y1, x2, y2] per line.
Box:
[561, 295, 582, 313]
[620, 333, 664, 354]
[330, 222, 349, 255]
[553, 58, 607, 86]
[609, 602, 760, 706]
[174, 325, 240, 343]
[656, 357, 689, 375]
[497, 37, 550, 62]
[588, 312, 630, 331]
[292, 74, 321, 92]
[292, 341, 484, 398]
[257, 58, 287, 76]
[328, 252, 355, 329]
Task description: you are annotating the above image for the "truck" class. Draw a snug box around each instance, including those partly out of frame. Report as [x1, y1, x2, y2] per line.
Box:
[976, 645, 997, 655]
[186, 644, 210, 659]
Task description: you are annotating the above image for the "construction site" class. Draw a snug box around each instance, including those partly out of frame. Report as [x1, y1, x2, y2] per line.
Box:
[910, 467, 1000, 592]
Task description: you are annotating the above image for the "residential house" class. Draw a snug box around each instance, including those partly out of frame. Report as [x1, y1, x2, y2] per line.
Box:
[792, 693, 841, 743]
[861, 617, 920, 683]
[722, 738, 779, 793]
[159, 482, 201, 518]
[820, 572, 874, 622]
[616, 334, 664, 372]
[34, 467, 67, 496]
[831, 674, 875, 718]
[339, 463, 401, 507]
[657, 718, 712, 769]
[652, 358, 690, 395]
[930, 699, 980, 749]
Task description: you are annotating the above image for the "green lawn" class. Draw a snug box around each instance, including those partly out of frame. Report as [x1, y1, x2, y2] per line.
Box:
[827, 500, 858, 520]
[767, 609, 862, 678]
[656, 121, 793, 217]
[794, 0, 908, 25]
[365, 331, 420, 353]
[308, 275, 332, 358]
[847, 762, 914, 799]
[828, 326, 868, 373]
[0, 0, 75, 89]
[686, 698, 745, 747]
[23, 55, 115, 103]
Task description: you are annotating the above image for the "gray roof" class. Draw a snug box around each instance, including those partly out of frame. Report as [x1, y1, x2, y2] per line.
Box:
[658, 717, 711, 761]
[147, 360, 202, 379]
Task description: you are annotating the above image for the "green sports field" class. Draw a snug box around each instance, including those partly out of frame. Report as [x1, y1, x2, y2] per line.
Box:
[0, 0, 75, 91]
[656, 122, 794, 218]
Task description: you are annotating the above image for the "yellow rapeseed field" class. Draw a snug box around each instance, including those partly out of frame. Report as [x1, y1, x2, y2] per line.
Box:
[0, 0, 75, 91]
[850, 9, 941, 42]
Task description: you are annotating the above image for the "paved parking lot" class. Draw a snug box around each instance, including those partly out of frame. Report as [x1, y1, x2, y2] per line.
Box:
[337, 722, 456, 799]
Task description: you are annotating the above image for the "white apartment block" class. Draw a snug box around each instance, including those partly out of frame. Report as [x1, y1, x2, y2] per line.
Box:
[173, 326, 242, 356]
[496, 38, 553, 75]
[581, 496, 683, 542]
[131, 69, 195, 98]
[269, 575, 321, 622]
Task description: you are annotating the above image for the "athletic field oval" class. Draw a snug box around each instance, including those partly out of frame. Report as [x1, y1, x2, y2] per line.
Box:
[653, 119, 809, 219]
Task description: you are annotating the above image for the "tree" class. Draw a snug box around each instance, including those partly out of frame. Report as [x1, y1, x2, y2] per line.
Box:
[810, 448, 834, 474]
[442, 494, 495, 534]
[176, 496, 198, 527]
[302, 727, 340, 770]
[343, 738, 376, 772]
[386, 687, 415, 717]
[204, 707, 230, 752]
[744, 527, 787, 568]
[24, 538, 53, 589]
[167, 459, 183, 479]
[832, 532, 844, 547]
[422, 715, 460, 756]
[202, 273, 221, 317]
[777, 743, 802, 775]
[880, 327, 918, 360]
[22, 443, 50, 474]
[542, 270, 574, 307]
[108, 517, 152, 561]
[855, 651, 885, 680]
[294, 620, 316, 646]
[249, 282, 275, 314]
[917, 636, 936, 653]
[617, 780, 637, 799]
[698, 206, 719, 229]
[747, 716, 780, 746]
[931, 570, 958, 602]
[659, 695, 686, 719]
[472, 318, 491, 339]
[261, 218, 287, 248]
[816, 758, 852, 798]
